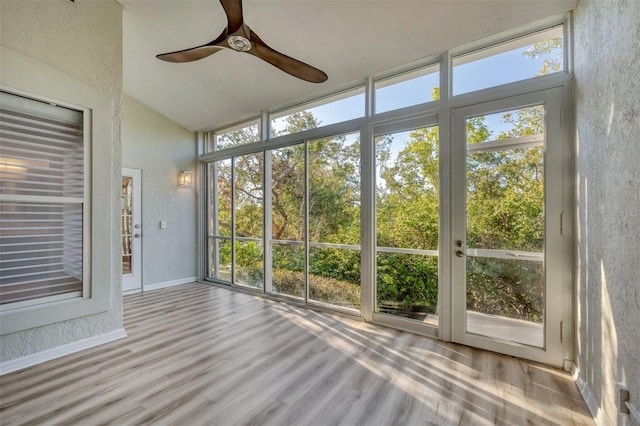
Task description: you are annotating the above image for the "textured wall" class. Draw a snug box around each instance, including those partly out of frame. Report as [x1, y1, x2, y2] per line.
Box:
[0, 0, 123, 359]
[122, 95, 197, 286]
[574, 0, 640, 424]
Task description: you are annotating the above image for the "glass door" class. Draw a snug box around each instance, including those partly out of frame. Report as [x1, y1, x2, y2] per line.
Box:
[451, 88, 570, 366]
[122, 168, 142, 292]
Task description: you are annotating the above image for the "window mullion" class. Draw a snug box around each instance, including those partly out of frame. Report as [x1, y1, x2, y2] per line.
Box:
[264, 151, 272, 294]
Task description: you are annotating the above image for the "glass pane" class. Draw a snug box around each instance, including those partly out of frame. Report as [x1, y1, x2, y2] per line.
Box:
[235, 239, 264, 289]
[213, 119, 260, 151]
[375, 126, 439, 321]
[453, 26, 563, 95]
[209, 160, 232, 237]
[309, 247, 360, 310]
[121, 176, 133, 275]
[375, 64, 439, 113]
[307, 132, 361, 310]
[465, 105, 545, 348]
[466, 257, 543, 347]
[0, 202, 83, 304]
[270, 145, 305, 242]
[376, 252, 438, 320]
[308, 133, 360, 244]
[467, 147, 544, 252]
[270, 144, 306, 298]
[270, 87, 365, 137]
[234, 153, 264, 290]
[208, 237, 231, 282]
[467, 105, 544, 145]
[272, 242, 305, 299]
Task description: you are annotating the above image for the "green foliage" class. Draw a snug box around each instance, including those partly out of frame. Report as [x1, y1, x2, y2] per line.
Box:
[272, 269, 360, 309]
[523, 37, 563, 77]
[466, 258, 543, 321]
[376, 253, 438, 319]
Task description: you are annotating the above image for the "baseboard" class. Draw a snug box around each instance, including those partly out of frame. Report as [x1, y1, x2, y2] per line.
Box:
[0, 328, 127, 376]
[569, 361, 612, 426]
[143, 276, 197, 292]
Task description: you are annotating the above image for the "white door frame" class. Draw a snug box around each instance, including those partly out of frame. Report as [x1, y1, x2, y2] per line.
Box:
[449, 86, 572, 367]
[122, 168, 142, 293]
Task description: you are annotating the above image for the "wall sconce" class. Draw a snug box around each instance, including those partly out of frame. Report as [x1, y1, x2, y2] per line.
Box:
[178, 171, 194, 186]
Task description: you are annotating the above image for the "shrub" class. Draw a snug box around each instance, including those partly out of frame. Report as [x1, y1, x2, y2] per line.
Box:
[272, 269, 360, 309]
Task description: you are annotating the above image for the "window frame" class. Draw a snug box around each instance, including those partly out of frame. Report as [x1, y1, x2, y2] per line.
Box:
[0, 90, 89, 309]
[0, 45, 112, 336]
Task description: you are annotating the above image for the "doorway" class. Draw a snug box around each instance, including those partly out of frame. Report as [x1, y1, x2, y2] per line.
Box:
[450, 88, 571, 366]
[122, 168, 142, 292]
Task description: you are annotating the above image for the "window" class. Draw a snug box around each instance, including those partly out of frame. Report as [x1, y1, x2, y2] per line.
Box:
[452, 26, 564, 95]
[375, 125, 439, 322]
[374, 63, 439, 113]
[205, 119, 261, 153]
[0, 91, 85, 306]
[270, 87, 365, 137]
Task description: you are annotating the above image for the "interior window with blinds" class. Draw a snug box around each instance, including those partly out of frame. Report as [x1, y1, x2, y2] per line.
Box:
[0, 91, 85, 306]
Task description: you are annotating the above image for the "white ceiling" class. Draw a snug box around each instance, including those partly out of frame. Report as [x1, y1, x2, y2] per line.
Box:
[122, 0, 576, 132]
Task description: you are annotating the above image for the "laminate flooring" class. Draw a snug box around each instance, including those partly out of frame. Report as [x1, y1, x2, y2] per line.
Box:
[0, 283, 593, 425]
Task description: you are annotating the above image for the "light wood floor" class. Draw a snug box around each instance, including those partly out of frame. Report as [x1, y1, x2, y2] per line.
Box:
[0, 283, 593, 425]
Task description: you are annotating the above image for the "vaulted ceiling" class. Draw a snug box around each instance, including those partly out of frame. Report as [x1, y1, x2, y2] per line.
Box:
[121, 0, 576, 132]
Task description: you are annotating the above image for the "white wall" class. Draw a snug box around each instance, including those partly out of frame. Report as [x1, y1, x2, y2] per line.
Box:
[0, 0, 123, 361]
[574, 0, 640, 424]
[122, 95, 197, 288]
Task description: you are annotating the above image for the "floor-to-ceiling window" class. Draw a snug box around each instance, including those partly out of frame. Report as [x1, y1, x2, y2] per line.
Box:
[375, 124, 439, 323]
[200, 18, 572, 366]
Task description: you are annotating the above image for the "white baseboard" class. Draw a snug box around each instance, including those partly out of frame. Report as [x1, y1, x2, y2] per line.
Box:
[570, 361, 611, 426]
[143, 276, 196, 292]
[0, 328, 127, 376]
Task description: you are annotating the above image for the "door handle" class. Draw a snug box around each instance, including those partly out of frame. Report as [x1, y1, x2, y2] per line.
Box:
[455, 250, 465, 258]
[134, 233, 141, 238]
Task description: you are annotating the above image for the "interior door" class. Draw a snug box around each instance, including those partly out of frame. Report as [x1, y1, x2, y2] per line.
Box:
[451, 88, 570, 366]
[122, 168, 142, 292]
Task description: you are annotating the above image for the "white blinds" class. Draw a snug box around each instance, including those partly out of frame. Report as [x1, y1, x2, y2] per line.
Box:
[0, 91, 84, 305]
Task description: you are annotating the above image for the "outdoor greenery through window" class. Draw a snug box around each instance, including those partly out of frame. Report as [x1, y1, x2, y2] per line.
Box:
[207, 160, 232, 282]
[464, 105, 545, 346]
[234, 153, 264, 289]
[308, 133, 360, 309]
[206, 119, 260, 152]
[270, 143, 306, 299]
[375, 125, 439, 320]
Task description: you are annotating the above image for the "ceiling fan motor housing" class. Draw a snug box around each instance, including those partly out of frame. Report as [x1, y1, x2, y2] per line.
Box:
[228, 35, 252, 52]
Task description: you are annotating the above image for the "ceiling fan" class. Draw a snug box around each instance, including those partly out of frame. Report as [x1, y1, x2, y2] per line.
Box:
[156, 0, 328, 83]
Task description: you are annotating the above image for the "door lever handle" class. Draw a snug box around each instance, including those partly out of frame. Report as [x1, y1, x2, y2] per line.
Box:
[455, 250, 465, 258]
[134, 233, 141, 238]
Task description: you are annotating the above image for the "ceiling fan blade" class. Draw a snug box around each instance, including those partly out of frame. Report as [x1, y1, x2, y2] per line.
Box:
[157, 45, 225, 63]
[220, 0, 244, 33]
[157, 29, 229, 63]
[248, 31, 328, 83]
